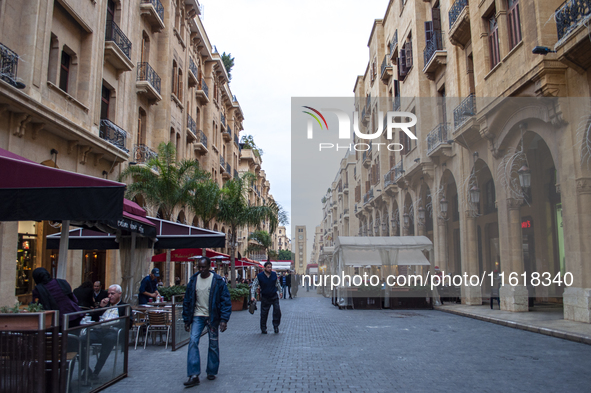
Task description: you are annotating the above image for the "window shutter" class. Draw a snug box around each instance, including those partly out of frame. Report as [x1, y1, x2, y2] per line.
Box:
[405, 42, 412, 69]
[394, 79, 400, 98]
[399, 50, 407, 78]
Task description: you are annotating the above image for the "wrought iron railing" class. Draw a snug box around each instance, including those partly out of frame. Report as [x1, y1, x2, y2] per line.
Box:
[105, 20, 132, 59]
[220, 155, 225, 168]
[221, 113, 226, 127]
[363, 188, 374, 204]
[384, 168, 395, 187]
[424, 31, 445, 67]
[226, 163, 231, 174]
[234, 169, 239, 179]
[201, 79, 209, 97]
[427, 123, 450, 154]
[390, 30, 398, 55]
[100, 119, 129, 152]
[141, 0, 164, 22]
[0, 42, 19, 85]
[189, 57, 198, 79]
[556, 0, 591, 40]
[197, 129, 207, 147]
[363, 150, 367, 162]
[453, 93, 476, 129]
[137, 62, 161, 94]
[449, 0, 469, 30]
[133, 144, 158, 163]
[187, 114, 197, 138]
[380, 54, 390, 78]
[234, 133, 239, 145]
[393, 95, 401, 111]
[394, 160, 404, 182]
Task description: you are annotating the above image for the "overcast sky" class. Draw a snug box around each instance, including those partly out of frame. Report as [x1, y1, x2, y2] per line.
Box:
[201, 0, 389, 242]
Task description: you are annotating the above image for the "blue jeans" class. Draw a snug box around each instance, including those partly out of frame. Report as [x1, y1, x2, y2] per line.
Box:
[187, 316, 219, 377]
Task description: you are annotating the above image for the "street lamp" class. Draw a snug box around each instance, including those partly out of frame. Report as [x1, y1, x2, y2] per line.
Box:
[469, 185, 480, 204]
[403, 212, 409, 227]
[440, 196, 448, 215]
[518, 164, 531, 189]
[418, 207, 426, 223]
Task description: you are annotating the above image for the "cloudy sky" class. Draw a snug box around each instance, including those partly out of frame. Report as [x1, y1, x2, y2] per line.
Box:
[201, 0, 388, 242]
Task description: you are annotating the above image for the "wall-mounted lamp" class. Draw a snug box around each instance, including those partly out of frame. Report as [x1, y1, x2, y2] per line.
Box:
[532, 46, 556, 55]
[414, 158, 420, 163]
[418, 206, 426, 222]
[469, 185, 481, 204]
[518, 164, 531, 189]
[440, 196, 448, 214]
[50, 149, 58, 167]
[403, 212, 409, 226]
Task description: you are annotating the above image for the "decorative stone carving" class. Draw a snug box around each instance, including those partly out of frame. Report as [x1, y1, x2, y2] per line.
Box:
[94, 153, 104, 166]
[576, 178, 591, 195]
[506, 197, 522, 210]
[79, 146, 92, 165]
[67, 140, 79, 154]
[30, 123, 44, 140]
[12, 113, 30, 138]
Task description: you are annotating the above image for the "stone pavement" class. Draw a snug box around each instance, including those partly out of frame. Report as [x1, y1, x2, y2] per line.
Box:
[104, 290, 591, 393]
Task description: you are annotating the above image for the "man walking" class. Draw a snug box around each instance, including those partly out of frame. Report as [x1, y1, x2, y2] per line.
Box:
[286, 271, 292, 299]
[182, 257, 231, 388]
[250, 262, 282, 334]
[138, 268, 160, 305]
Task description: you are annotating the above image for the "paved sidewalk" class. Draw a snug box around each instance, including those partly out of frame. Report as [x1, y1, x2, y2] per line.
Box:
[104, 292, 591, 393]
[436, 303, 591, 345]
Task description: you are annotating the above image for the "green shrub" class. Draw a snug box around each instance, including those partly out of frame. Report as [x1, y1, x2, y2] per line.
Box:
[158, 285, 187, 301]
[228, 287, 249, 301]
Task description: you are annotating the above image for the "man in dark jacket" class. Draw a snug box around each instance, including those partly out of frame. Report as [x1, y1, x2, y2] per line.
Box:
[182, 258, 231, 388]
[250, 262, 283, 334]
[92, 281, 108, 308]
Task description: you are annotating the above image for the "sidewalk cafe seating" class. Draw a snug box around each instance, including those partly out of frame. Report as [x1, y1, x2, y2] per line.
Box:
[144, 311, 171, 349]
[131, 310, 147, 350]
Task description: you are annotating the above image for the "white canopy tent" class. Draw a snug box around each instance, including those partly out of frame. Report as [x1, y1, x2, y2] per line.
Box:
[332, 236, 438, 307]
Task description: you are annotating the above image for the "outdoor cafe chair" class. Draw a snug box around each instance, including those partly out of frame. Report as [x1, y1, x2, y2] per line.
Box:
[131, 310, 147, 350]
[144, 311, 171, 349]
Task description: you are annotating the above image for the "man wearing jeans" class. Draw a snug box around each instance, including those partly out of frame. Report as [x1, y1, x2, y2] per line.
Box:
[182, 258, 231, 388]
[250, 262, 283, 334]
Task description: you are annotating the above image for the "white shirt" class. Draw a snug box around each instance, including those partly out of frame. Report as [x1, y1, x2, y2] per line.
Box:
[194, 274, 213, 317]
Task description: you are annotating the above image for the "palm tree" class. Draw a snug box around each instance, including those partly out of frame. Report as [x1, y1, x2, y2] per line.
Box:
[188, 178, 221, 230]
[217, 172, 288, 288]
[247, 230, 276, 262]
[119, 142, 207, 220]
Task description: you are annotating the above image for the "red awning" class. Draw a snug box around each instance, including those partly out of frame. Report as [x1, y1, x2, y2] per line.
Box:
[151, 248, 229, 262]
[0, 147, 126, 221]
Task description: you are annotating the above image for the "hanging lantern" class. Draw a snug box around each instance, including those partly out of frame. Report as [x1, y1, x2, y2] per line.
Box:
[418, 207, 426, 222]
[382, 222, 387, 232]
[469, 185, 480, 204]
[374, 223, 379, 233]
[403, 212, 409, 226]
[440, 196, 448, 214]
[518, 164, 531, 189]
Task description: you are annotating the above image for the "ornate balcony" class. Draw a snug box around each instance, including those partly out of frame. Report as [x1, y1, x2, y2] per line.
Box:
[448, 0, 471, 49]
[194, 130, 208, 155]
[362, 144, 372, 168]
[389, 30, 398, 59]
[99, 119, 128, 152]
[427, 123, 451, 157]
[136, 62, 162, 103]
[555, 0, 591, 71]
[0, 43, 21, 88]
[196, 79, 209, 104]
[393, 160, 404, 183]
[363, 188, 374, 205]
[188, 57, 198, 87]
[380, 54, 393, 83]
[133, 144, 157, 164]
[220, 156, 226, 171]
[222, 125, 231, 142]
[343, 182, 349, 194]
[384, 168, 399, 193]
[221, 113, 226, 127]
[140, 0, 165, 33]
[423, 31, 446, 80]
[223, 163, 231, 179]
[452, 94, 480, 149]
[453, 94, 476, 130]
[104, 20, 133, 72]
[186, 114, 197, 142]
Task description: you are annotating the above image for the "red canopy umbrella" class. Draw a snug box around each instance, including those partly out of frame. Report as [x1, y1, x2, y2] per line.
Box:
[151, 248, 229, 262]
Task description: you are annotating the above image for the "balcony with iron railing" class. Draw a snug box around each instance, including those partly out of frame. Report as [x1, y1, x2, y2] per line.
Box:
[188, 57, 199, 87]
[343, 208, 349, 218]
[0, 43, 21, 88]
[384, 168, 398, 190]
[196, 79, 209, 103]
[389, 30, 398, 58]
[220, 155, 226, 170]
[343, 182, 349, 194]
[100, 119, 129, 152]
[393, 160, 404, 182]
[423, 31, 446, 79]
[223, 163, 231, 179]
[221, 113, 226, 127]
[554, 0, 591, 70]
[448, 0, 471, 48]
[140, 0, 165, 32]
[136, 62, 162, 102]
[427, 123, 451, 156]
[186, 114, 197, 142]
[393, 95, 401, 111]
[133, 144, 157, 164]
[194, 129, 208, 154]
[453, 94, 476, 130]
[380, 54, 393, 82]
[104, 20, 133, 72]
[363, 188, 374, 205]
[222, 124, 231, 142]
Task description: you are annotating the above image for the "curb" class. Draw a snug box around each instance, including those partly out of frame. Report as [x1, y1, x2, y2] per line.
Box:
[435, 306, 591, 346]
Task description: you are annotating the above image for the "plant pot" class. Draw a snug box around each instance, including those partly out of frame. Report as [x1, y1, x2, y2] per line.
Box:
[231, 298, 244, 311]
[0, 310, 57, 331]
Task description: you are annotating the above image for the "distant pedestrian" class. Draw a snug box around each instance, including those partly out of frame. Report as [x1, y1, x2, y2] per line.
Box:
[286, 272, 292, 299]
[291, 273, 299, 298]
[93, 281, 108, 308]
[281, 272, 288, 299]
[250, 262, 282, 334]
[182, 257, 231, 388]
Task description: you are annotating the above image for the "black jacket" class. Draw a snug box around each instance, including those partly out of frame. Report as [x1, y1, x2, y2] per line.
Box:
[182, 271, 231, 327]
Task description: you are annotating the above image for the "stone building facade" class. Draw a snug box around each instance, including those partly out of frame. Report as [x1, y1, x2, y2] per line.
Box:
[0, 0, 278, 303]
[317, 0, 591, 323]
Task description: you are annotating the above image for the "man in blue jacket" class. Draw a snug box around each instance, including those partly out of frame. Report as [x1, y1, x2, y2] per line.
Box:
[250, 261, 283, 334]
[182, 257, 231, 388]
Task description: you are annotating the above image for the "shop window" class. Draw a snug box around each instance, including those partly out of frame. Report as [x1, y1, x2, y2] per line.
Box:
[16, 221, 38, 297]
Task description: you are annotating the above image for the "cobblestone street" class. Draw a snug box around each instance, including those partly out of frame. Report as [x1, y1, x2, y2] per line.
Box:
[105, 291, 591, 393]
